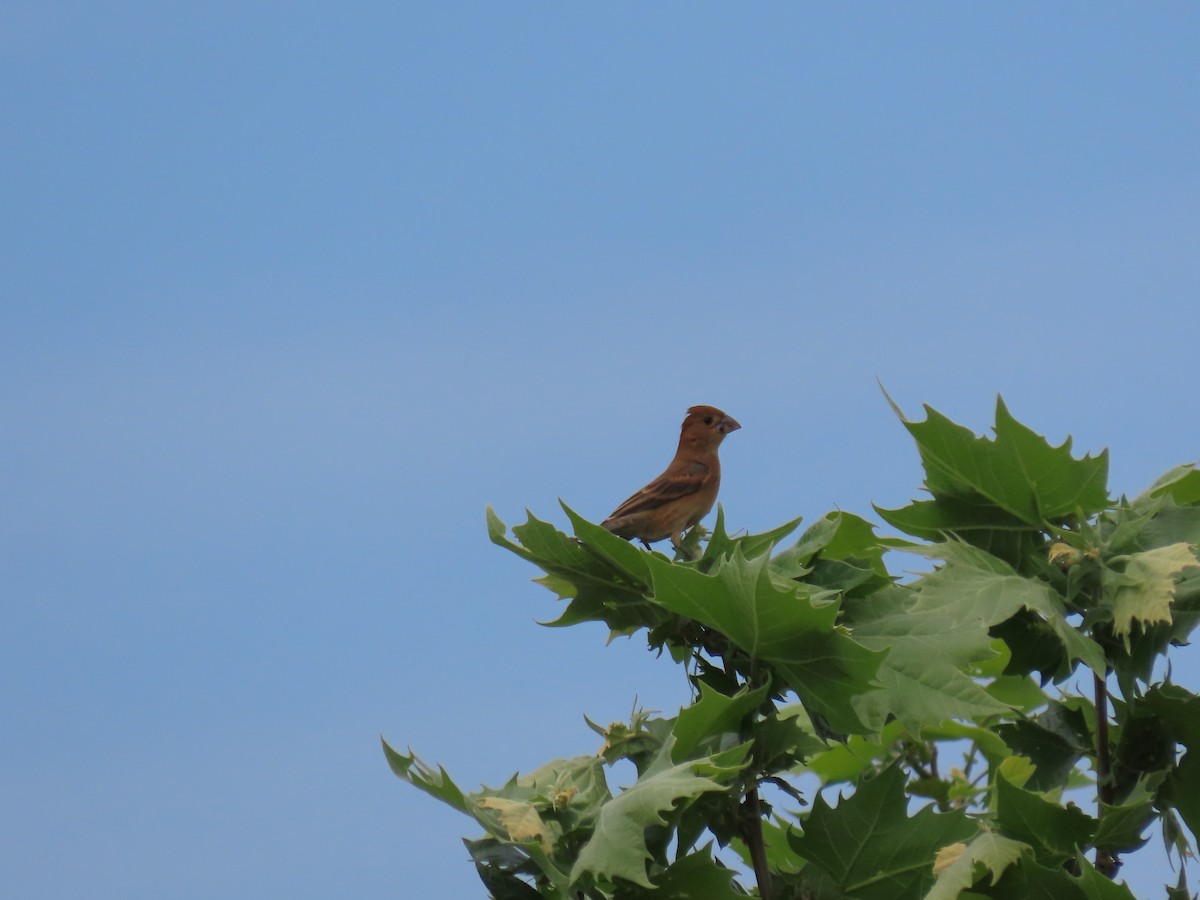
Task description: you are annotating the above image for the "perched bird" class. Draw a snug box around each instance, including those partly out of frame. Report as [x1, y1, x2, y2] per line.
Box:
[602, 405, 741, 548]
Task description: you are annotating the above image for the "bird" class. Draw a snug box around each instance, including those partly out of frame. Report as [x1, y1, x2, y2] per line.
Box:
[601, 405, 741, 549]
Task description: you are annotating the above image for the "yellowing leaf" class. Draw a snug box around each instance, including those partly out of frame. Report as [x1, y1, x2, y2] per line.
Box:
[477, 797, 553, 853]
[933, 842, 967, 876]
[925, 831, 1028, 900]
[1111, 543, 1200, 644]
[1048, 542, 1081, 567]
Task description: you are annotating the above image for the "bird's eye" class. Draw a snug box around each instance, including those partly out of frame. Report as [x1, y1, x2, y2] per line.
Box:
[703, 416, 714, 425]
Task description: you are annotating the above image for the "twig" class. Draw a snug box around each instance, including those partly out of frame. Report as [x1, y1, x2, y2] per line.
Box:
[1094, 671, 1119, 877]
[742, 787, 774, 900]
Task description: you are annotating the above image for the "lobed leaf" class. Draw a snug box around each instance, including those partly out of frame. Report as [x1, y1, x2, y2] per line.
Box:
[789, 765, 975, 899]
[925, 830, 1028, 900]
[568, 743, 749, 889]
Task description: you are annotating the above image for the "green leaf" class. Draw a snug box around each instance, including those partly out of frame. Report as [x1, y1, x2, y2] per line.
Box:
[994, 774, 1096, 858]
[642, 545, 884, 735]
[876, 496, 1043, 568]
[805, 720, 908, 785]
[905, 397, 1110, 525]
[488, 507, 666, 639]
[995, 702, 1091, 792]
[569, 743, 749, 889]
[986, 852, 1086, 899]
[789, 765, 975, 899]
[927, 721, 1014, 768]
[624, 843, 745, 898]
[913, 542, 1105, 677]
[463, 839, 544, 899]
[996, 755, 1037, 789]
[1141, 463, 1200, 506]
[1162, 752, 1200, 853]
[1166, 867, 1195, 900]
[926, 830, 1029, 900]
[383, 739, 473, 813]
[702, 505, 805, 564]
[847, 585, 1011, 733]
[1068, 853, 1141, 900]
[1140, 683, 1200, 750]
[1093, 780, 1156, 854]
[1138, 500, 1200, 549]
[984, 674, 1050, 713]
[672, 681, 770, 762]
[383, 740, 586, 894]
[752, 704, 828, 773]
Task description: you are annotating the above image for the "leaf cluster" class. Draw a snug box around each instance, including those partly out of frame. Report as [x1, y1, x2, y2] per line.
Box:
[388, 398, 1200, 899]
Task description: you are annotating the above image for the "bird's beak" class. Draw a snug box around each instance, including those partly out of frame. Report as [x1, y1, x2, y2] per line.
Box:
[722, 415, 741, 433]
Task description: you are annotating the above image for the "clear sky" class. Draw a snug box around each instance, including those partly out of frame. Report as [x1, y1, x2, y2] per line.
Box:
[3, 4, 1198, 897]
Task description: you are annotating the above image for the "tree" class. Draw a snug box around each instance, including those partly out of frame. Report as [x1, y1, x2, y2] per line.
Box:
[385, 398, 1200, 899]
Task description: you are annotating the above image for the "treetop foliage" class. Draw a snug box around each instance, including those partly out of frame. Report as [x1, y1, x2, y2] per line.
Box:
[387, 397, 1200, 899]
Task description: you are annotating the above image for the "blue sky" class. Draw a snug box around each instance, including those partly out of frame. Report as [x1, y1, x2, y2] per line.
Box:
[3, 4, 1198, 897]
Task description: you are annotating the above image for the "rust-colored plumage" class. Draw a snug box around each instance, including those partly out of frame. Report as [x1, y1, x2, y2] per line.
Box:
[601, 405, 741, 548]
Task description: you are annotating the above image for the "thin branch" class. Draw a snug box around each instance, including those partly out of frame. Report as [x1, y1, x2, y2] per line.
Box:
[1094, 671, 1119, 878]
[742, 787, 774, 900]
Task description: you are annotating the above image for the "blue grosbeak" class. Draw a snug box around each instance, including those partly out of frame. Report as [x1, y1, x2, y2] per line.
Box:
[602, 405, 741, 549]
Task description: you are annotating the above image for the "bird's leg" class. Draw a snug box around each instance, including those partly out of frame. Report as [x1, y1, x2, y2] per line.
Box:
[639, 539, 653, 551]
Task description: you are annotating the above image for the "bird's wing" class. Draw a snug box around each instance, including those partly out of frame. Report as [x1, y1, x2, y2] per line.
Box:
[607, 460, 710, 519]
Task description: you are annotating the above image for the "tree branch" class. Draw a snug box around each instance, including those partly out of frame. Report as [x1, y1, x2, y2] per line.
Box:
[1094, 671, 1119, 878]
[742, 787, 774, 900]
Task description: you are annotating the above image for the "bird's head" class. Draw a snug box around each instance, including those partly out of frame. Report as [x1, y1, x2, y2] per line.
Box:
[680, 405, 741, 450]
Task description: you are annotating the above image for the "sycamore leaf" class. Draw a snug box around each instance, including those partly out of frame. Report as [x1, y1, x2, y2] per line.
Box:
[988, 853, 1093, 899]
[463, 839, 545, 899]
[639, 843, 745, 898]
[492, 506, 884, 734]
[1140, 683, 1200, 750]
[1138, 501, 1200, 550]
[805, 720, 908, 785]
[477, 797, 553, 854]
[1108, 543, 1200, 645]
[569, 744, 748, 889]
[1141, 463, 1200, 506]
[639, 544, 884, 735]
[933, 842, 967, 876]
[1110, 569, 1200, 682]
[1068, 854, 1141, 900]
[488, 507, 667, 639]
[772, 510, 897, 588]
[995, 702, 1091, 792]
[1093, 780, 1157, 854]
[383, 740, 473, 812]
[672, 681, 770, 762]
[996, 755, 1037, 789]
[913, 542, 1106, 676]
[927, 721, 1014, 767]
[925, 830, 1029, 900]
[788, 765, 975, 899]
[1162, 751, 1200, 841]
[702, 504, 804, 564]
[847, 586, 1011, 733]
[875, 495, 1044, 570]
[889, 396, 1109, 526]
[384, 740, 614, 894]
[994, 774, 1096, 858]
